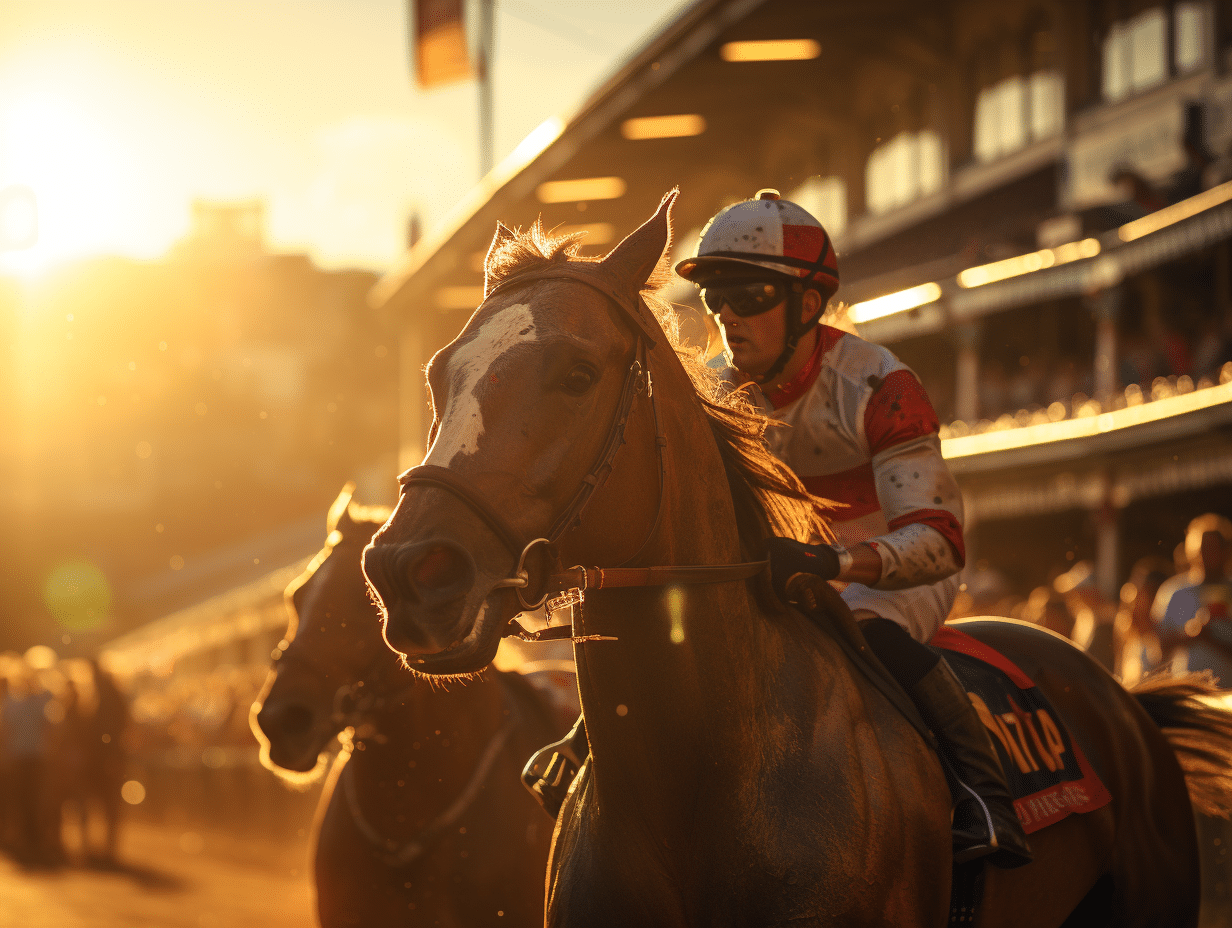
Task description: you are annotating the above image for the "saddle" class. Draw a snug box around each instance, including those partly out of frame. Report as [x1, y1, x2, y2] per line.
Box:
[790, 577, 1110, 830]
[790, 578, 1112, 926]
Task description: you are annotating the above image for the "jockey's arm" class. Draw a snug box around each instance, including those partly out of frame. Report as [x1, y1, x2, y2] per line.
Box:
[837, 372, 965, 590]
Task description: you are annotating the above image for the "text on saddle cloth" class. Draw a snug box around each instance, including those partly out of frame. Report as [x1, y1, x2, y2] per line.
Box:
[931, 626, 1112, 834]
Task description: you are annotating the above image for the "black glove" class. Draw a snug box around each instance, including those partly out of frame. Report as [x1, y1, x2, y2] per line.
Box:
[766, 537, 843, 605]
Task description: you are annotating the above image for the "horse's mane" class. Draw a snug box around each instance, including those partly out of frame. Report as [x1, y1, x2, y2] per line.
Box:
[486, 222, 833, 561]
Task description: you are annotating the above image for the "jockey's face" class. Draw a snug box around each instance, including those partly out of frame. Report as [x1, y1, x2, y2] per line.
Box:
[715, 295, 789, 377]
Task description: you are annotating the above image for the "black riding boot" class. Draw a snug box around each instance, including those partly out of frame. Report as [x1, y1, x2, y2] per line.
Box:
[860, 618, 1033, 869]
[521, 715, 588, 819]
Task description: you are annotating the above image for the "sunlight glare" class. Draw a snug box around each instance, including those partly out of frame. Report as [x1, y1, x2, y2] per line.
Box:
[667, 587, 685, 644]
[0, 184, 37, 250]
[0, 90, 163, 274]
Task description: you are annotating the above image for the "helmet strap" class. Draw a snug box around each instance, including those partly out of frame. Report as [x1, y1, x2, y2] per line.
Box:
[751, 289, 811, 387]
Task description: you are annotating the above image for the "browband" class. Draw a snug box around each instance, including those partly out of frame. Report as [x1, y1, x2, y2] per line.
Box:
[484, 266, 662, 348]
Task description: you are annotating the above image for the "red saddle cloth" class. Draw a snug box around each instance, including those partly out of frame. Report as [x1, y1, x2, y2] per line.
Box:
[931, 626, 1113, 835]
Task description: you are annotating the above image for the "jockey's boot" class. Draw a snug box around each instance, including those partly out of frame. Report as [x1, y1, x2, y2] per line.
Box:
[858, 617, 1032, 869]
[521, 715, 587, 819]
[909, 658, 1034, 868]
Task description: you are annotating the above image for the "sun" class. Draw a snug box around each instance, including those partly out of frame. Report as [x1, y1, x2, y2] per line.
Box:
[0, 89, 164, 274]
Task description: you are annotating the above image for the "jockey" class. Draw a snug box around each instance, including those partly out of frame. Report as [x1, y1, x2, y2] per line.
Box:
[672, 189, 1032, 869]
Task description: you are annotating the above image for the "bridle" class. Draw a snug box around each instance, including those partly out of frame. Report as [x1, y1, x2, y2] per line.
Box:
[341, 673, 521, 869]
[401, 335, 662, 606]
[395, 266, 768, 643]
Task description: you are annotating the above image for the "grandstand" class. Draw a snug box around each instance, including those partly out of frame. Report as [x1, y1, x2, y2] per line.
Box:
[373, 0, 1232, 599]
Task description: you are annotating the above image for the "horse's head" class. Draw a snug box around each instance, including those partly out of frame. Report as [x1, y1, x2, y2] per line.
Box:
[364, 193, 678, 675]
[253, 484, 397, 773]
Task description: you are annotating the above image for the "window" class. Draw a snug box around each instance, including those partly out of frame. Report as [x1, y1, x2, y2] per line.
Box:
[975, 77, 1026, 162]
[1175, 2, 1209, 73]
[1029, 70, 1065, 140]
[865, 130, 944, 214]
[974, 71, 1065, 163]
[1102, 5, 1208, 102]
[787, 176, 846, 237]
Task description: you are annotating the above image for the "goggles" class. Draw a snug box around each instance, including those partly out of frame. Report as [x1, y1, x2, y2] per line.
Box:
[700, 279, 797, 317]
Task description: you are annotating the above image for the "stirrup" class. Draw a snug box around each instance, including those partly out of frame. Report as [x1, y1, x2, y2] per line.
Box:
[948, 774, 1033, 869]
[521, 750, 578, 819]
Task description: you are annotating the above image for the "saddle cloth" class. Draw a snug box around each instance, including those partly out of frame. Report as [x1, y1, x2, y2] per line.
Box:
[931, 626, 1112, 834]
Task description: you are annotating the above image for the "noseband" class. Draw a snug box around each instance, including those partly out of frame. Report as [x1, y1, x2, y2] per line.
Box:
[395, 270, 768, 640]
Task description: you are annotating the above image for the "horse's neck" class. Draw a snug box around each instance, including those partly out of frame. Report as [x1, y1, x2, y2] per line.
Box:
[350, 674, 508, 822]
[573, 353, 841, 822]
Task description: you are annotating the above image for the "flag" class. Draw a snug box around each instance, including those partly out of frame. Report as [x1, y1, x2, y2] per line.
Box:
[412, 0, 471, 88]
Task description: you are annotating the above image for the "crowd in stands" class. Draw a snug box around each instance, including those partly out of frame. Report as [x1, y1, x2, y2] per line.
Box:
[959, 337, 1232, 437]
[936, 105, 1232, 434]
[0, 652, 127, 867]
[952, 513, 1232, 690]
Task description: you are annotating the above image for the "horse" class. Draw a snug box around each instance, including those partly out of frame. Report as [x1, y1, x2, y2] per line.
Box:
[361, 191, 1232, 927]
[252, 485, 564, 928]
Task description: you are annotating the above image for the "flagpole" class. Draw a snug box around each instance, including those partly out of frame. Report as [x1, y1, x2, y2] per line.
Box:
[476, 0, 495, 178]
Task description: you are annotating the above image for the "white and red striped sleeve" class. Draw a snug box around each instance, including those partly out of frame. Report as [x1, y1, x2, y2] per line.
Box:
[861, 369, 965, 590]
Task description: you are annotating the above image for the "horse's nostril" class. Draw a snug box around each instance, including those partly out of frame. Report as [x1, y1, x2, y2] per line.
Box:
[412, 545, 468, 591]
[271, 703, 313, 737]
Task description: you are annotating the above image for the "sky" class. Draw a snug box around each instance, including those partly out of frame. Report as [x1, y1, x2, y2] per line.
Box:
[0, 0, 694, 274]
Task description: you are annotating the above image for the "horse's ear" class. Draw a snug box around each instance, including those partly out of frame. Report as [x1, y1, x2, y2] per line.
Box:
[326, 482, 357, 534]
[484, 221, 517, 296]
[599, 189, 677, 289]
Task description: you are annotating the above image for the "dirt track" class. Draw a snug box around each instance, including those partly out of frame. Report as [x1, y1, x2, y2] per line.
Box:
[0, 820, 315, 928]
[3, 814, 1230, 926]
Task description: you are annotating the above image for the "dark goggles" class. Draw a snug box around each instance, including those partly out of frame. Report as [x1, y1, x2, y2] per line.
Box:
[700, 279, 794, 317]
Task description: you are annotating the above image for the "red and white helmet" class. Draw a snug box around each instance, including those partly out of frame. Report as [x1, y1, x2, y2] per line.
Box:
[675, 189, 839, 298]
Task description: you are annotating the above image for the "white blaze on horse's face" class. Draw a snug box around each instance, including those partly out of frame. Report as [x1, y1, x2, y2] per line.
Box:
[425, 302, 537, 467]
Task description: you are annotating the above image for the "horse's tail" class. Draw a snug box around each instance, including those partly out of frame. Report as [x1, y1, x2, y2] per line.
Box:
[1132, 671, 1232, 817]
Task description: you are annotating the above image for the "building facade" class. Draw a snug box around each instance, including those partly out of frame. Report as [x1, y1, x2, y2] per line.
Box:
[374, 0, 1232, 607]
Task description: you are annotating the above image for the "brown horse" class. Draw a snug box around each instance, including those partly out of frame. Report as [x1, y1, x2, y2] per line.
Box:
[363, 192, 1232, 927]
[252, 485, 562, 928]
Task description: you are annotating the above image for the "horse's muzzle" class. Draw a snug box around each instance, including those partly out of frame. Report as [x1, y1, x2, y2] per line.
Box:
[363, 538, 478, 655]
[256, 698, 324, 772]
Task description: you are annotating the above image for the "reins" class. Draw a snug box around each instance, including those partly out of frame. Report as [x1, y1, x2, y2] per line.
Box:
[396, 268, 769, 643]
[342, 676, 521, 869]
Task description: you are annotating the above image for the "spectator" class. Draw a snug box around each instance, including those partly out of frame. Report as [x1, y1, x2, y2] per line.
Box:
[89, 659, 128, 864]
[1110, 165, 1168, 214]
[1120, 328, 1171, 387]
[1154, 514, 1232, 685]
[1191, 314, 1232, 384]
[951, 565, 1022, 620]
[1114, 556, 1173, 686]
[1167, 103, 1214, 204]
[3, 660, 54, 865]
[1045, 358, 1081, 407]
[1055, 561, 1117, 671]
[1022, 585, 1076, 640]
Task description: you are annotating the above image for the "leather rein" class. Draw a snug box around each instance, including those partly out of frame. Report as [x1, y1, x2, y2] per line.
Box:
[396, 269, 768, 642]
[341, 675, 520, 869]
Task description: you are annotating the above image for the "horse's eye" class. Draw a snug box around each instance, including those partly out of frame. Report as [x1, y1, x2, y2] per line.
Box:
[560, 365, 596, 396]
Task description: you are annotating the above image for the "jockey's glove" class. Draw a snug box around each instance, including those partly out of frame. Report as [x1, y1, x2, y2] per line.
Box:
[766, 537, 844, 605]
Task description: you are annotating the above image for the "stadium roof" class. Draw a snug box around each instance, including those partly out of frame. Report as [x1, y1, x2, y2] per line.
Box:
[372, 0, 980, 317]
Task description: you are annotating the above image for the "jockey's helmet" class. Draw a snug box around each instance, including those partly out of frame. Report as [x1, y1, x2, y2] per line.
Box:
[674, 189, 839, 301]
[675, 190, 839, 383]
